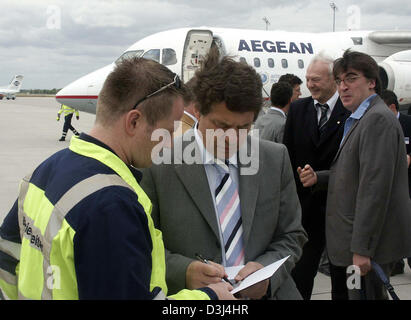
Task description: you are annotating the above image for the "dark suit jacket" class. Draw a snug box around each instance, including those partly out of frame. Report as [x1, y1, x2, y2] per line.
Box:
[322, 96, 411, 266]
[399, 113, 411, 197]
[283, 96, 350, 235]
[141, 131, 308, 299]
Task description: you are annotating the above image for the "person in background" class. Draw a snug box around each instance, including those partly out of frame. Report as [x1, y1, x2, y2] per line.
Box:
[57, 104, 80, 141]
[380, 89, 411, 275]
[254, 81, 293, 143]
[278, 73, 303, 102]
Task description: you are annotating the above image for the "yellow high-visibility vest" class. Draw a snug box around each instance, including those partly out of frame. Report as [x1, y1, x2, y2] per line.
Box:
[1, 136, 211, 300]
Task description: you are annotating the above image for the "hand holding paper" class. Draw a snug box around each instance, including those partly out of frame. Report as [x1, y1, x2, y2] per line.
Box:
[233, 261, 270, 299]
[226, 256, 290, 295]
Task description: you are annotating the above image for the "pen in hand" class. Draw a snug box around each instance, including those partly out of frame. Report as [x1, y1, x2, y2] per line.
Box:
[195, 253, 235, 285]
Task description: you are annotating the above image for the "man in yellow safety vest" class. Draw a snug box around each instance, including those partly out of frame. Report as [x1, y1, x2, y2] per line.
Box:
[0, 57, 234, 300]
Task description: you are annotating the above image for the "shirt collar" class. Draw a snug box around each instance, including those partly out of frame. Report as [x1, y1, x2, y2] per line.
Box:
[314, 90, 339, 112]
[193, 123, 238, 167]
[349, 93, 377, 120]
[269, 106, 287, 117]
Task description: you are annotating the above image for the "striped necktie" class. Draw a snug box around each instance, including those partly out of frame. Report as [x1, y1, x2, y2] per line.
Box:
[317, 103, 329, 132]
[214, 159, 245, 266]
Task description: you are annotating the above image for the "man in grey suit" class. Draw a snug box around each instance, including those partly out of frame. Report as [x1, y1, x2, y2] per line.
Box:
[298, 50, 411, 299]
[254, 81, 293, 143]
[141, 54, 307, 299]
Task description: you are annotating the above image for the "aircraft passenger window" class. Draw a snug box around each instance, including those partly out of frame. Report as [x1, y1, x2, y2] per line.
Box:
[115, 50, 144, 63]
[239, 57, 247, 64]
[268, 58, 274, 68]
[143, 49, 160, 63]
[254, 58, 261, 68]
[298, 59, 304, 69]
[162, 48, 177, 66]
[281, 59, 288, 69]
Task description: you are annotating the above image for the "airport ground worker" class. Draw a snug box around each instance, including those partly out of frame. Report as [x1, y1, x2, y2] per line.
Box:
[0, 57, 234, 300]
[57, 104, 80, 141]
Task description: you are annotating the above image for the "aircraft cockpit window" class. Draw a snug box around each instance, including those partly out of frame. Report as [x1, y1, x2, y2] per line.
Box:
[162, 48, 177, 66]
[281, 59, 288, 69]
[116, 50, 144, 63]
[143, 49, 160, 63]
[254, 58, 261, 68]
[268, 58, 274, 68]
[351, 37, 363, 45]
[298, 59, 304, 69]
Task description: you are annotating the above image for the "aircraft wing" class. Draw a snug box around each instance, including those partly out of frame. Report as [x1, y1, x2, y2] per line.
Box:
[369, 31, 411, 47]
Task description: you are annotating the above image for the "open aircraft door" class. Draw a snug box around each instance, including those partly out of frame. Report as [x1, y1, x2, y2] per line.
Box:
[182, 29, 213, 83]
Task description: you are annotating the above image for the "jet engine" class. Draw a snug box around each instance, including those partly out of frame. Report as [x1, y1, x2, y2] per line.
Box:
[378, 50, 411, 107]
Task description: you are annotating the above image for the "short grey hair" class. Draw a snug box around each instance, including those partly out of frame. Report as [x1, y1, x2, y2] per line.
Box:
[308, 51, 334, 77]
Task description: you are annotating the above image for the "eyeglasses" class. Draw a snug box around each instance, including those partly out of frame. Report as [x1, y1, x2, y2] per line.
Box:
[132, 74, 181, 109]
[335, 75, 362, 86]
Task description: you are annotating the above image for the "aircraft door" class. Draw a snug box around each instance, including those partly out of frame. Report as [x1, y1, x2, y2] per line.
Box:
[182, 29, 213, 83]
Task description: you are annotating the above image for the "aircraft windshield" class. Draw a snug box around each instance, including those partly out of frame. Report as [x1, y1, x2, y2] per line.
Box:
[115, 50, 144, 63]
[142, 49, 160, 63]
[162, 48, 177, 66]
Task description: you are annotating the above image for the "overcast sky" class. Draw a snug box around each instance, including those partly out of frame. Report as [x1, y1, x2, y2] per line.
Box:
[0, 0, 410, 89]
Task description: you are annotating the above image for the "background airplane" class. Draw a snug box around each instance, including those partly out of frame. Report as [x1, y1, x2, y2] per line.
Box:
[0, 75, 24, 100]
[55, 27, 411, 113]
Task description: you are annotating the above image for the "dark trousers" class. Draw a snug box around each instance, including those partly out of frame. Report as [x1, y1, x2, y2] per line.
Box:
[63, 114, 77, 134]
[291, 234, 348, 300]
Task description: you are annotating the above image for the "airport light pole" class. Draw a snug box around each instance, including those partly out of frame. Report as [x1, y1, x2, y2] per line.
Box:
[330, 2, 338, 32]
[263, 17, 270, 31]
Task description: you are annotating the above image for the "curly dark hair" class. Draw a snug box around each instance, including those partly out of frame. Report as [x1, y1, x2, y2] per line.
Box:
[333, 50, 382, 95]
[192, 49, 263, 120]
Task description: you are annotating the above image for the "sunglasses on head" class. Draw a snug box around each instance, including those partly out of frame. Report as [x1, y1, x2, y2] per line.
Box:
[132, 74, 181, 110]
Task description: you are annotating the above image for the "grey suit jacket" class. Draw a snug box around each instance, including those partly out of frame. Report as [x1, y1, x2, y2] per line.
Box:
[141, 130, 307, 299]
[317, 95, 411, 266]
[254, 108, 287, 143]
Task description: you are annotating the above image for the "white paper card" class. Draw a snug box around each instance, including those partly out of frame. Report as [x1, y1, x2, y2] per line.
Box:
[230, 256, 290, 294]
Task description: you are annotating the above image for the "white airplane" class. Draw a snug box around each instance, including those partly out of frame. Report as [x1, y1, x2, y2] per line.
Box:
[0, 75, 24, 100]
[56, 27, 411, 113]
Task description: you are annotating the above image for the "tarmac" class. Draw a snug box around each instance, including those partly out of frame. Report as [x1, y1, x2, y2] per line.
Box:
[0, 97, 410, 300]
